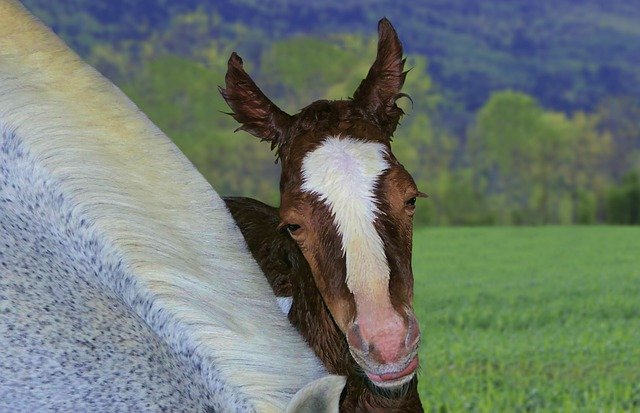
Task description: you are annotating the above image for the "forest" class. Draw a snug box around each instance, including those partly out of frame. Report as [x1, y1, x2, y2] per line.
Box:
[21, 0, 640, 226]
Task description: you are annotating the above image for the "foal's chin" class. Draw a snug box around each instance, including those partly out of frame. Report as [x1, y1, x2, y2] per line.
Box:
[350, 350, 419, 393]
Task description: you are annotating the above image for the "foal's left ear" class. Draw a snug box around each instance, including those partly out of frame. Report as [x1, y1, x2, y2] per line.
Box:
[352, 18, 407, 135]
[219, 52, 292, 149]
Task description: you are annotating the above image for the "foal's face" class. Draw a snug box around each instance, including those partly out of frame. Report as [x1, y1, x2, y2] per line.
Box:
[222, 18, 423, 389]
[279, 119, 423, 388]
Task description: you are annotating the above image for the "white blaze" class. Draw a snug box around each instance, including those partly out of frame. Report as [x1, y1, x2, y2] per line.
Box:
[301, 137, 390, 297]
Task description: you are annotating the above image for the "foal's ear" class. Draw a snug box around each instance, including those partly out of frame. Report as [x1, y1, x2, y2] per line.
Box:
[352, 18, 407, 134]
[220, 53, 292, 148]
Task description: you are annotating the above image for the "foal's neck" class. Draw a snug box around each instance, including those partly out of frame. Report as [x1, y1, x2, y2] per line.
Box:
[288, 261, 349, 376]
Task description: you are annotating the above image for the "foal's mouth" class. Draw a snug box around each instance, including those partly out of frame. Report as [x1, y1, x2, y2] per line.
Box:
[365, 355, 419, 387]
[350, 350, 419, 389]
[365, 355, 419, 389]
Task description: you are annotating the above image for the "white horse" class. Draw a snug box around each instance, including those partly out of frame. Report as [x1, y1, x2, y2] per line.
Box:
[0, 1, 344, 411]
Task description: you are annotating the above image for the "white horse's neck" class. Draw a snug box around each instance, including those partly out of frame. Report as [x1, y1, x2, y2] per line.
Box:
[0, 1, 342, 411]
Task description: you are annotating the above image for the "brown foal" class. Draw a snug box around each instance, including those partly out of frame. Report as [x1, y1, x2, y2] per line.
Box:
[221, 18, 426, 412]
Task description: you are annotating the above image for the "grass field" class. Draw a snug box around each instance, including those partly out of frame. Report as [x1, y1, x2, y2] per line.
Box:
[412, 226, 640, 412]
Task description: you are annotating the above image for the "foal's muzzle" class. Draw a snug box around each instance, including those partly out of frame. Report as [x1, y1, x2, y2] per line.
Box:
[347, 310, 421, 388]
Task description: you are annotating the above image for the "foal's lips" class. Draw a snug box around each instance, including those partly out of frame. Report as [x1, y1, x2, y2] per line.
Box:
[365, 355, 419, 384]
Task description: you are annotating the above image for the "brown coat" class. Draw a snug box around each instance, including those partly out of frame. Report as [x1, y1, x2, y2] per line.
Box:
[224, 197, 423, 412]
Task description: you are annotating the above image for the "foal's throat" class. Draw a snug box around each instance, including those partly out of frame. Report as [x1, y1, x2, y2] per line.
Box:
[288, 271, 350, 376]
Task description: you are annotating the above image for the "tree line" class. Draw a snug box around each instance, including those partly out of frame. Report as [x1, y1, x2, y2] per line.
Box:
[30, 5, 638, 226]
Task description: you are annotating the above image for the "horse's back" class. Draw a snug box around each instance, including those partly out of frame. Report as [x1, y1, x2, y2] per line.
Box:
[0, 1, 342, 411]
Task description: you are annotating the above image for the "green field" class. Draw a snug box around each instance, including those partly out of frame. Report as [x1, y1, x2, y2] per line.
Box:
[412, 227, 640, 412]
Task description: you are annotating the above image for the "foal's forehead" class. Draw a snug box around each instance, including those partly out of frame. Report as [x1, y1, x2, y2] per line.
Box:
[289, 100, 392, 148]
[301, 137, 390, 197]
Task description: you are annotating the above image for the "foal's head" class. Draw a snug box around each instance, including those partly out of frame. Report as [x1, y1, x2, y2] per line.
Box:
[221, 18, 424, 390]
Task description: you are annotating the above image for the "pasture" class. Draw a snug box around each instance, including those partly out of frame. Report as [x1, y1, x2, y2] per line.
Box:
[412, 226, 639, 412]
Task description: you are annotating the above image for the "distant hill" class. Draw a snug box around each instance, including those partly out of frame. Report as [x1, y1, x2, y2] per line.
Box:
[22, 0, 640, 127]
[17, 0, 639, 226]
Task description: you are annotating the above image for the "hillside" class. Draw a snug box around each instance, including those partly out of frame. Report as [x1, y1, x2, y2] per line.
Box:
[18, 0, 640, 226]
[22, 0, 640, 122]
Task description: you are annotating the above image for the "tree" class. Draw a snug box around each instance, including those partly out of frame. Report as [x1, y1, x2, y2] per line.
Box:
[259, 34, 375, 111]
[123, 56, 281, 204]
[595, 97, 640, 180]
[607, 172, 640, 225]
[470, 91, 612, 224]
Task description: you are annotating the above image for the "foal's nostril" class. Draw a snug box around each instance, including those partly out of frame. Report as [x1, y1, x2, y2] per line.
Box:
[404, 314, 421, 349]
[347, 323, 368, 353]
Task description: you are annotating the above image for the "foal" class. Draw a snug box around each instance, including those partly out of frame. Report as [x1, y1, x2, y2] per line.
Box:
[221, 18, 425, 412]
[224, 197, 423, 411]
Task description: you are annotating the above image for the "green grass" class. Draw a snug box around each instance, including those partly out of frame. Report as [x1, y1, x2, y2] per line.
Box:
[412, 226, 640, 412]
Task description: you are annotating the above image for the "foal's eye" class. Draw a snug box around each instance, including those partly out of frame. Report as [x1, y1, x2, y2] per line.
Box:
[286, 224, 301, 235]
[406, 197, 417, 206]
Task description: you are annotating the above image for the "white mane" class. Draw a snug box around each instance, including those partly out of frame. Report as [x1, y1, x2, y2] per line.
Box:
[0, 1, 343, 411]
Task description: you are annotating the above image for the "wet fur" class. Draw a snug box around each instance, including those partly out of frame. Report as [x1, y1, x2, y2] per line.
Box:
[225, 197, 423, 412]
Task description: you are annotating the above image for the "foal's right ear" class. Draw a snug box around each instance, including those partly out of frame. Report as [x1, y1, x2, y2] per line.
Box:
[219, 53, 292, 149]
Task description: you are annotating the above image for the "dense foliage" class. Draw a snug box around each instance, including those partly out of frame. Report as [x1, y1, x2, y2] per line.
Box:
[22, 0, 640, 225]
